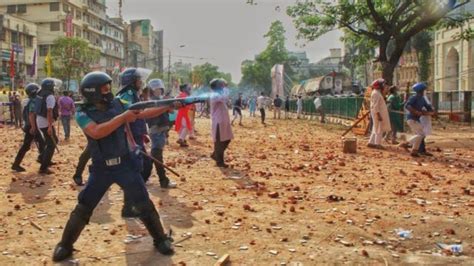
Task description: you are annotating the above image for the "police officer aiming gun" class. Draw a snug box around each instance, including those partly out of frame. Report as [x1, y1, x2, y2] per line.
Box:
[53, 72, 177, 261]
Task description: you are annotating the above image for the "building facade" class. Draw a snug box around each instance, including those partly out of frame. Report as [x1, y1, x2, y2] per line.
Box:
[0, 0, 125, 81]
[126, 19, 163, 71]
[0, 13, 37, 88]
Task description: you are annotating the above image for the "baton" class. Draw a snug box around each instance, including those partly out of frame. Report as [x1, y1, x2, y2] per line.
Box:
[124, 123, 180, 177]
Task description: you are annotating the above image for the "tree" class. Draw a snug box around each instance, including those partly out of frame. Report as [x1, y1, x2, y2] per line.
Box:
[240, 20, 293, 94]
[51, 37, 100, 88]
[411, 31, 433, 83]
[192, 62, 232, 87]
[287, 0, 473, 84]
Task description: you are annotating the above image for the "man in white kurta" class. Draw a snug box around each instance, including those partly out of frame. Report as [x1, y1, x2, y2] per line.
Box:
[210, 78, 234, 168]
[368, 79, 391, 148]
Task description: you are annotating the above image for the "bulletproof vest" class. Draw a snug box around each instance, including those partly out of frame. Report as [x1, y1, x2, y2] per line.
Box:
[83, 99, 129, 162]
[118, 87, 147, 139]
[146, 96, 169, 128]
[22, 98, 32, 128]
[34, 90, 58, 120]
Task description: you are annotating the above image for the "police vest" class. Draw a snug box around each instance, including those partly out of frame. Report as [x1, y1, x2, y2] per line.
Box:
[83, 99, 129, 163]
[34, 90, 59, 119]
[146, 96, 169, 128]
[22, 98, 33, 128]
[117, 87, 147, 138]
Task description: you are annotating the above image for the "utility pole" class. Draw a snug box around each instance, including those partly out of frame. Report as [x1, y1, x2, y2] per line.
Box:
[167, 50, 171, 89]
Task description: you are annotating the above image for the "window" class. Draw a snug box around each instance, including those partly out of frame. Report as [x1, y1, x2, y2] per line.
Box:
[7, 5, 16, 13]
[11, 31, 18, 44]
[50, 2, 59, 11]
[17, 4, 27, 13]
[26, 36, 33, 47]
[63, 4, 69, 12]
[50, 22, 60, 31]
[39, 45, 49, 56]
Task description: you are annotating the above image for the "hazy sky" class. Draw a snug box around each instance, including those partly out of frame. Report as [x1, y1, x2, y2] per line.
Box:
[107, 0, 343, 82]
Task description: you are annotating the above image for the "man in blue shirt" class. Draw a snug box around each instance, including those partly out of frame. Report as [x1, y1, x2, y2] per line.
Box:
[403, 83, 435, 157]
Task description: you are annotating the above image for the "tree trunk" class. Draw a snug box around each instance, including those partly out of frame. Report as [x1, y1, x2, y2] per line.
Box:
[381, 61, 396, 85]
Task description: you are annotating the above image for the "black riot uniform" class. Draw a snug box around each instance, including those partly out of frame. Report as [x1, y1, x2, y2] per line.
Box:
[11, 83, 45, 172]
[52, 71, 174, 262]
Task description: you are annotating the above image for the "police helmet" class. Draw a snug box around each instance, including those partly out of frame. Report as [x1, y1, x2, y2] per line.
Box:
[25, 83, 40, 98]
[412, 82, 427, 93]
[371, 79, 386, 90]
[80, 71, 112, 104]
[119, 68, 139, 89]
[210, 78, 225, 89]
[148, 79, 165, 91]
[41, 78, 58, 92]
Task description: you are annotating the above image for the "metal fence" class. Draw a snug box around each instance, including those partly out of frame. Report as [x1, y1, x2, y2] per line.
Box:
[288, 96, 365, 119]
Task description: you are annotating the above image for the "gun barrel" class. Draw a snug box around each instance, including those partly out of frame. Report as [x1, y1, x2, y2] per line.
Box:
[128, 96, 208, 110]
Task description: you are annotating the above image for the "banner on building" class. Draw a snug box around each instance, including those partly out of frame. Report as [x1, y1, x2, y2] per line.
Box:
[271, 64, 284, 98]
[66, 13, 73, 37]
[9, 48, 15, 78]
[45, 49, 52, 77]
[141, 20, 150, 36]
[29, 48, 36, 77]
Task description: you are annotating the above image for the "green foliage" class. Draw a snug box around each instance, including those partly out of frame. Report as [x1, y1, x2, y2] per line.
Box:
[240, 20, 293, 94]
[411, 31, 433, 82]
[192, 62, 232, 87]
[51, 37, 100, 83]
[287, 0, 471, 83]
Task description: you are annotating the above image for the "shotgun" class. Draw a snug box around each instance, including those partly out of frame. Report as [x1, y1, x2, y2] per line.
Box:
[128, 96, 208, 111]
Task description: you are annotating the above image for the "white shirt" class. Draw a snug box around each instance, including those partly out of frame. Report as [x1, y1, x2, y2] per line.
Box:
[257, 96, 266, 109]
[297, 98, 303, 110]
[36, 95, 56, 129]
[313, 97, 321, 109]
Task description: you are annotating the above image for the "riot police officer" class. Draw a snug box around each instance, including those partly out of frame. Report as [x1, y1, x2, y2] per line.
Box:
[35, 78, 60, 174]
[146, 79, 177, 188]
[11, 83, 45, 172]
[117, 68, 153, 183]
[52, 72, 174, 262]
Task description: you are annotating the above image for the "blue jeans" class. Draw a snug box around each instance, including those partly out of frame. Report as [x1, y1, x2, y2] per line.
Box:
[150, 131, 167, 150]
[61, 115, 71, 138]
[79, 156, 150, 211]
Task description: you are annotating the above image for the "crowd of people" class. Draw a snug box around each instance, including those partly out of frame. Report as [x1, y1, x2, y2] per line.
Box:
[7, 69, 438, 262]
[8, 68, 235, 262]
[368, 79, 435, 157]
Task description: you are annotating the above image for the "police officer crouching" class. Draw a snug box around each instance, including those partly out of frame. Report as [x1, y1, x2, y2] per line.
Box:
[11, 83, 45, 172]
[52, 72, 174, 262]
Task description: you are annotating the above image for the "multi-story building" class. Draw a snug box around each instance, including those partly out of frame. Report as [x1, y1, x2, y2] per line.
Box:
[0, 13, 37, 88]
[0, 0, 125, 81]
[126, 19, 163, 71]
[434, 4, 474, 104]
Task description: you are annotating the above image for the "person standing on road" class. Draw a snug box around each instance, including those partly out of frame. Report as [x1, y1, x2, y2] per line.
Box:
[58, 91, 75, 140]
[146, 79, 177, 188]
[313, 92, 325, 123]
[248, 96, 256, 117]
[284, 95, 290, 119]
[52, 71, 174, 262]
[231, 93, 243, 126]
[367, 79, 390, 149]
[210, 78, 233, 168]
[35, 78, 59, 174]
[296, 95, 303, 119]
[273, 94, 283, 119]
[11, 83, 45, 172]
[386, 85, 404, 144]
[257, 92, 266, 125]
[12, 92, 22, 128]
[175, 84, 193, 147]
[401, 83, 435, 157]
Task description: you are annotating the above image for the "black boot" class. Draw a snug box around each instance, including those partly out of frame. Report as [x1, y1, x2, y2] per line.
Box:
[72, 174, 83, 186]
[139, 201, 174, 255]
[11, 164, 26, 172]
[52, 204, 91, 262]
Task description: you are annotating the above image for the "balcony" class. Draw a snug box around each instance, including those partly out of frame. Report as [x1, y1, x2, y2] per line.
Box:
[102, 48, 124, 59]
